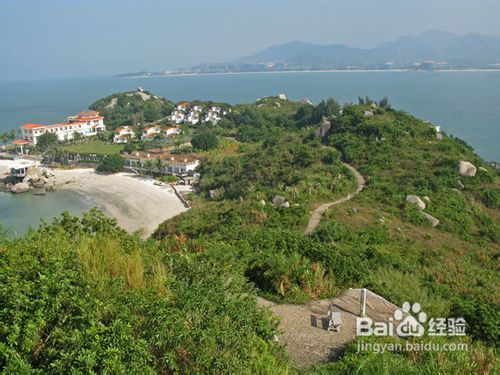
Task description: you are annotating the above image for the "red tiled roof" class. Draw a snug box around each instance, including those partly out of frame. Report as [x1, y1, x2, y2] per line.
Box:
[72, 116, 104, 121]
[20, 123, 45, 129]
[77, 111, 99, 116]
[12, 139, 30, 145]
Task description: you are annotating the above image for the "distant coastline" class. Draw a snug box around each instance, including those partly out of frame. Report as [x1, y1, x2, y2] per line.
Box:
[114, 68, 500, 79]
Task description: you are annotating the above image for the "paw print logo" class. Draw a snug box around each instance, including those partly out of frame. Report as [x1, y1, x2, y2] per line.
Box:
[394, 302, 427, 337]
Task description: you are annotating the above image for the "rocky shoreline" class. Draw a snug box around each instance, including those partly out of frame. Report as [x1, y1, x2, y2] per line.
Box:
[1, 166, 56, 195]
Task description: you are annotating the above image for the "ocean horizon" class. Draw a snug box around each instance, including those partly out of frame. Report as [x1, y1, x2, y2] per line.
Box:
[1, 71, 499, 162]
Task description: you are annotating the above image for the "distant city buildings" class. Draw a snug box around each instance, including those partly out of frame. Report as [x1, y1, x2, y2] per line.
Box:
[19, 111, 106, 145]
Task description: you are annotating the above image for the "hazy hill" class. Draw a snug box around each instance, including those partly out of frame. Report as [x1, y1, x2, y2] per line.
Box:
[238, 30, 500, 67]
[114, 30, 500, 77]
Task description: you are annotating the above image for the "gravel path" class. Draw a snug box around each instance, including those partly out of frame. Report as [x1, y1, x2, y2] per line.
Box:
[257, 289, 400, 368]
[303, 162, 365, 235]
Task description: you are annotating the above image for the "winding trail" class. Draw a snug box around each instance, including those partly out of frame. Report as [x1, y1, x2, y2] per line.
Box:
[303, 162, 365, 235]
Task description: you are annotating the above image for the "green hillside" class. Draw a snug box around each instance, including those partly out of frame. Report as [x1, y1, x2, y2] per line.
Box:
[1, 94, 498, 373]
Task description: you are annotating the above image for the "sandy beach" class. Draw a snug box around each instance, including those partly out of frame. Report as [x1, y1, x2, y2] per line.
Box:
[51, 168, 189, 238]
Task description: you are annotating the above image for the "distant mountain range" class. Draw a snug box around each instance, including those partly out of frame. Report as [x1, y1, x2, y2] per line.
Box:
[115, 31, 500, 77]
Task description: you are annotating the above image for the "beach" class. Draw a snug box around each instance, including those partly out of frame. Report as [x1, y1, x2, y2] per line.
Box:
[51, 168, 189, 237]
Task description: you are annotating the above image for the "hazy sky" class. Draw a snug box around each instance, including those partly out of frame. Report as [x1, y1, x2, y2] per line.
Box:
[0, 0, 498, 80]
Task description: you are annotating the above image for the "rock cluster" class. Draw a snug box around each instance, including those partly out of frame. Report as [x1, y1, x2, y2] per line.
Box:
[406, 194, 440, 227]
[3, 167, 56, 194]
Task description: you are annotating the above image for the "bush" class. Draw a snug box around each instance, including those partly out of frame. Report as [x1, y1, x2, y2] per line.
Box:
[191, 133, 219, 151]
[97, 154, 124, 173]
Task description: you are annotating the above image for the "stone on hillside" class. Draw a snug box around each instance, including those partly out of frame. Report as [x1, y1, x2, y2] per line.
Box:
[278, 93, 287, 100]
[421, 212, 440, 227]
[274, 102, 281, 108]
[422, 196, 430, 202]
[436, 133, 443, 140]
[364, 111, 374, 117]
[11, 182, 30, 194]
[259, 199, 266, 206]
[406, 195, 426, 210]
[105, 97, 118, 110]
[281, 201, 290, 208]
[272, 195, 287, 206]
[457, 161, 477, 177]
[298, 98, 312, 105]
[136, 91, 151, 101]
[479, 167, 488, 172]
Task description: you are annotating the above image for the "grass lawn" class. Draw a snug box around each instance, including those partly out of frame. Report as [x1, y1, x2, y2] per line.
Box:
[60, 140, 124, 155]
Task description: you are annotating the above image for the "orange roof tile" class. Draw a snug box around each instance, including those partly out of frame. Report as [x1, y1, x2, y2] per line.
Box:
[20, 123, 45, 129]
[12, 139, 30, 145]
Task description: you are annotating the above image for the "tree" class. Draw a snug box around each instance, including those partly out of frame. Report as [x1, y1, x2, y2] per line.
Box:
[72, 132, 84, 142]
[96, 154, 124, 173]
[37, 132, 59, 152]
[191, 133, 219, 151]
[379, 97, 392, 109]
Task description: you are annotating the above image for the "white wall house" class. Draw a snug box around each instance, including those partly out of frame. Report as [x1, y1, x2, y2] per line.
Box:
[20, 111, 105, 145]
[204, 111, 221, 124]
[168, 110, 185, 124]
[124, 151, 200, 176]
[141, 126, 162, 140]
[187, 111, 200, 125]
[113, 126, 136, 143]
[162, 126, 182, 137]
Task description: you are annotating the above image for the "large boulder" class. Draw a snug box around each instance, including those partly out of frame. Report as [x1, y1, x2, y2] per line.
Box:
[406, 195, 426, 210]
[272, 195, 287, 206]
[421, 212, 440, 227]
[457, 161, 477, 177]
[298, 98, 312, 105]
[11, 182, 30, 194]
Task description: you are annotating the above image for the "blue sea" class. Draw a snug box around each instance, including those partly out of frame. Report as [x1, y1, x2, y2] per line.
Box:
[1, 71, 499, 234]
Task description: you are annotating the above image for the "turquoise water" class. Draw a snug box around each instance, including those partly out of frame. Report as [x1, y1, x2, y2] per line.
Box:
[0, 71, 498, 234]
[0, 190, 94, 236]
[1, 71, 499, 160]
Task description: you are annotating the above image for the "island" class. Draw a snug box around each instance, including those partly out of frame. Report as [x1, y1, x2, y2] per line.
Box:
[0, 90, 498, 373]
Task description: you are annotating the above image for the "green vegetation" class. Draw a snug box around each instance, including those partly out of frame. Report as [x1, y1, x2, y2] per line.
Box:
[89, 90, 174, 129]
[191, 132, 219, 151]
[59, 140, 124, 155]
[97, 154, 125, 173]
[0, 130, 16, 145]
[36, 132, 59, 152]
[2, 93, 498, 373]
[0, 211, 287, 373]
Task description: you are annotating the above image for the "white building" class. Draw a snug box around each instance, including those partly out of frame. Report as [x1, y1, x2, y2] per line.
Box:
[124, 151, 200, 175]
[162, 126, 182, 137]
[204, 111, 221, 124]
[168, 110, 185, 124]
[141, 126, 163, 140]
[113, 126, 136, 143]
[187, 111, 200, 125]
[176, 102, 190, 112]
[20, 111, 105, 145]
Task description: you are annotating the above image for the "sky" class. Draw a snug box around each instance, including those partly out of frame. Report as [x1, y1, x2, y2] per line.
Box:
[0, 0, 499, 80]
